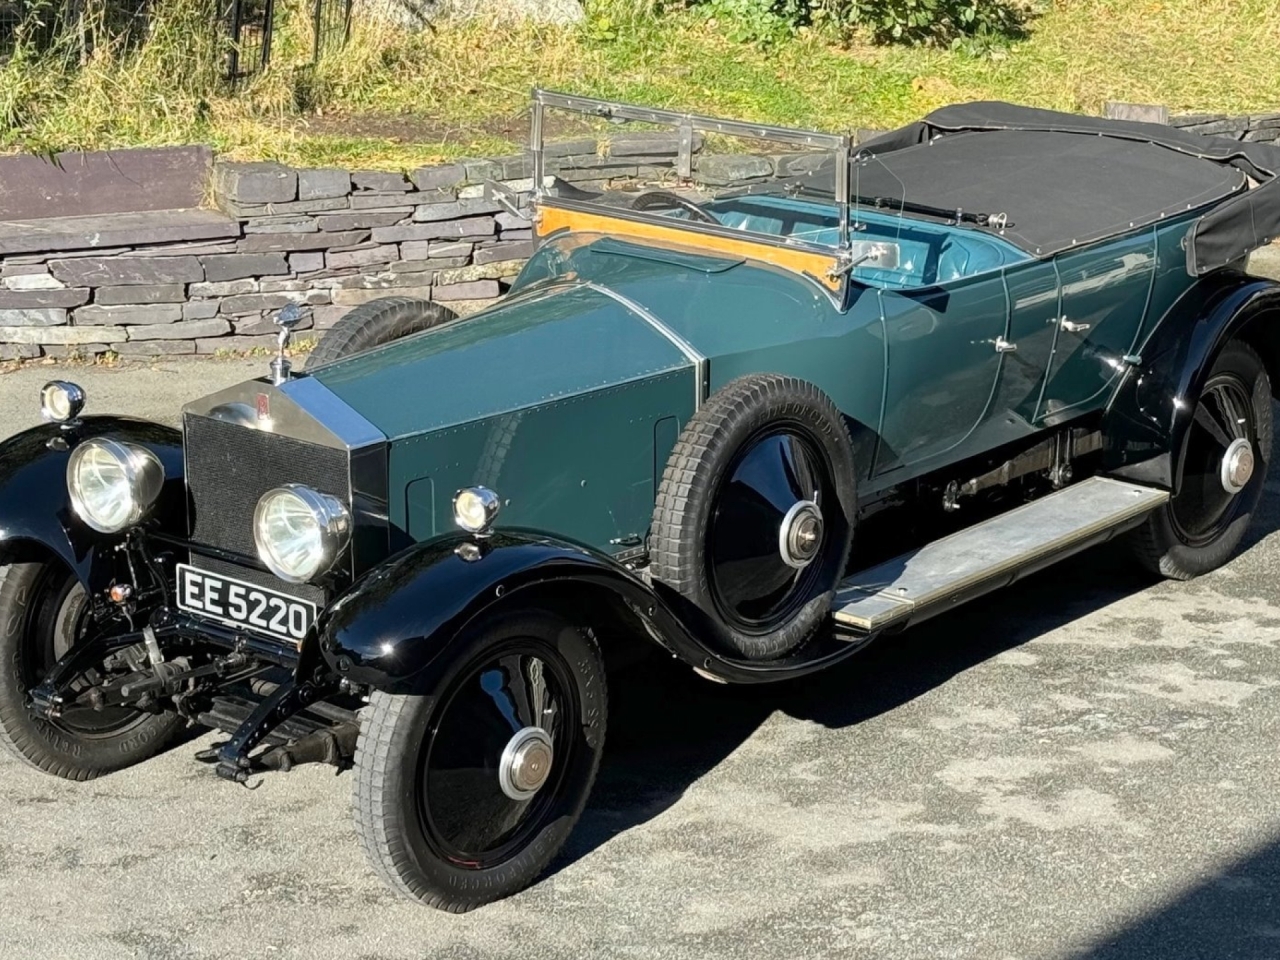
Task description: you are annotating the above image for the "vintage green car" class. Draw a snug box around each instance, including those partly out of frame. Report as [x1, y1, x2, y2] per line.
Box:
[2, 91, 1279, 910]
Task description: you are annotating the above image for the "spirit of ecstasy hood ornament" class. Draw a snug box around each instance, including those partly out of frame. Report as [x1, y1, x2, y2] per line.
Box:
[270, 302, 307, 385]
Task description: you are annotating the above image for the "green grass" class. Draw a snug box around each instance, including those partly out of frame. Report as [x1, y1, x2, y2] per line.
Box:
[2, 0, 1278, 169]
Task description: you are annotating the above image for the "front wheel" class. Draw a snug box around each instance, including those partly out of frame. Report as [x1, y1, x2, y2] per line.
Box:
[1129, 339, 1273, 579]
[351, 609, 606, 911]
[0, 561, 184, 780]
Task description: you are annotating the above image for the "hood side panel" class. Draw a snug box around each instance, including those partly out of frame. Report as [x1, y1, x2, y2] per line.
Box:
[391, 370, 693, 552]
[517, 234, 837, 365]
[310, 285, 692, 440]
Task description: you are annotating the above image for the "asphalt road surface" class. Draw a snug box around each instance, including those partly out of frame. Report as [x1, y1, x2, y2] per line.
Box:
[3, 354, 1280, 960]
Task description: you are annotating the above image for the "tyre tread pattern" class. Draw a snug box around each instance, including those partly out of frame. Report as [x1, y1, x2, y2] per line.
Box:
[351, 618, 607, 912]
[305, 297, 456, 370]
[651, 373, 857, 659]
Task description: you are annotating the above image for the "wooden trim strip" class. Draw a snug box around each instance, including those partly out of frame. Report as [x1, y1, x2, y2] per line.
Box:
[536, 204, 842, 292]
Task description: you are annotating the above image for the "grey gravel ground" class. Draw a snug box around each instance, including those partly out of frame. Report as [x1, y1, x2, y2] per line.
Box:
[3, 345, 1280, 959]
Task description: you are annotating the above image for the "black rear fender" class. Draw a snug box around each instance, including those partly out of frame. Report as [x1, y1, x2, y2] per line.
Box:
[1104, 272, 1280, 490]
[0, 417, 186, 590]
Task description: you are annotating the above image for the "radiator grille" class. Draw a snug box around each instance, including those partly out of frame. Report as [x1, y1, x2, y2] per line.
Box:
[183, 413, 349, 602]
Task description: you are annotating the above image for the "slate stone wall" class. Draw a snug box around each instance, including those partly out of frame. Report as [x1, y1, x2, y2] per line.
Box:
[0, 157, 542, 360]
[2, 108, 1276, 363]
[0, 135, 711, 361]
[1168, 111, 1280, 142]
[1104, 101, 1280, 142]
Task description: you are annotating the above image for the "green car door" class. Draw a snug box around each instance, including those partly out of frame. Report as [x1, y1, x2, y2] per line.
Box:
[874, 272, 1010, 476]
[1036, 230, 1157, 422]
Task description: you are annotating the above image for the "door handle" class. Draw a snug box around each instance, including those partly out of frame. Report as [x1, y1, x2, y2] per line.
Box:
[1059, 317, 1091, 333]
[993, 336, 1017, 353]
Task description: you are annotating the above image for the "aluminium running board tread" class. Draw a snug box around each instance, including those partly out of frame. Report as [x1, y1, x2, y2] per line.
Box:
[832, 477, 1169, 635]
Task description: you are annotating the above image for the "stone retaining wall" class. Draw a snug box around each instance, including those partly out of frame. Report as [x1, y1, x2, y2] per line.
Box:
[1169, 112, 1280, 141]
[1, 106, 1277, 362]
[1104, 101, 1280, 142]
[0, 132, 715, 361]
[0, 159, 538, 361]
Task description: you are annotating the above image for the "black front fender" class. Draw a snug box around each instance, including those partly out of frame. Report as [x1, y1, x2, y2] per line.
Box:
[0, 417, 186, 589]
[318, 530, 855, 691]
[1104, 272, 1280, 489]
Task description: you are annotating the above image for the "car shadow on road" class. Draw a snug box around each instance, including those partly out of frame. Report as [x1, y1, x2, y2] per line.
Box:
[555, 545, 1157, 874]
[557, 430, 1280, 877]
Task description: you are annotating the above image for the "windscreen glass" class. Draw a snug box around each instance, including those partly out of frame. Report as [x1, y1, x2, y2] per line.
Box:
[537, 99, 846, 251]
[847, 150, 913, 287]
[824, 146, 1035, 289]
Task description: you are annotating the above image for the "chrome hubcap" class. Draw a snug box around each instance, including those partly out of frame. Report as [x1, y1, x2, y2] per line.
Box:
[1221, 437, 1255, 494]
[498, 726, 554, 800]
[779, 499, 824, 569]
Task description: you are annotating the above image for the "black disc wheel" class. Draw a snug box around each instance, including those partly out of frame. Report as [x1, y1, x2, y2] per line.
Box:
[305, 296, 456, 369]
[1130, 339, 1273, 579]
[652, 374, 857, 661]
[0, 561, 183, 780]
[352, 609, 606, 911]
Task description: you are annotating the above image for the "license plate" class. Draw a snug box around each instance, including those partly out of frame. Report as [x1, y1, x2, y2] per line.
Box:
[175, 563, 317, 645]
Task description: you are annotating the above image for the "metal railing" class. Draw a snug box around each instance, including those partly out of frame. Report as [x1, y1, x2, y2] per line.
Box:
[1, 0, 153, 61]
[1, 0, 353, 83]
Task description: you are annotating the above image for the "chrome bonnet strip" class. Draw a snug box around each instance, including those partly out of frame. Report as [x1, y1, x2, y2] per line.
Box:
[583, 281, 707, 410]
[280, 376, 385, 449]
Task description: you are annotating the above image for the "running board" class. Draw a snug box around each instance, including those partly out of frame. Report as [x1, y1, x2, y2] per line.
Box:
[832, 477, 1169, 636]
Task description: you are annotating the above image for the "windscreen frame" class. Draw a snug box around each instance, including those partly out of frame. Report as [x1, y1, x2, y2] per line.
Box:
[531, 89, 853, 259]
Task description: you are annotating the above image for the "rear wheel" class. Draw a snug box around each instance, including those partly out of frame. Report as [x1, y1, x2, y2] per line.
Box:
[351, 609, 606, 911]
[305, 297, 456, 369]
[1129, 339, 1273, 578]
[0, 561, 183, 780]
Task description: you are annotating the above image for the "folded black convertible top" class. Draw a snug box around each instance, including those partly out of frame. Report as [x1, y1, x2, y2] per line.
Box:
[857, 102, 1280, 275]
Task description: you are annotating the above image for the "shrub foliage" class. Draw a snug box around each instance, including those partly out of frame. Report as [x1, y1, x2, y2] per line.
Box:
[694, 0, 1029, 46]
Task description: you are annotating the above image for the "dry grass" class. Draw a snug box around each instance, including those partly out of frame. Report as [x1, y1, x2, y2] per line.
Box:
[1, 0, 1278, 169]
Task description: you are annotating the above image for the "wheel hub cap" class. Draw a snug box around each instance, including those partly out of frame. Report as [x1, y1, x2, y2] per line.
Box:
[1221, 437, 1255, 494]
[779, 499, 824, 569]
[498, 726, 554, 800]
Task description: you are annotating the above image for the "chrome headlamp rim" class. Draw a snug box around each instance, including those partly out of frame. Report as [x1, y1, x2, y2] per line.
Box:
[453, 486, 502, 535]
[40, 380, 86, 424]
[252, 483, 352, 584]
[66, 438, 164, 534]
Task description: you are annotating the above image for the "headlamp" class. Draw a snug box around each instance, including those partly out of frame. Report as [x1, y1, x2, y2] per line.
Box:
[253, 484, 351, 583]
[67, 438, 165, 533]
[453, 486, 501, 535]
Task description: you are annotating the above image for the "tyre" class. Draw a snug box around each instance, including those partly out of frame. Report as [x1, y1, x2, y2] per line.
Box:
[651, 374, 857, 661]
[351, 609, 606, 912]
[1129, 339, 1273, 579]
[0, 561, 184, 780]
[305, 297, 456, 369]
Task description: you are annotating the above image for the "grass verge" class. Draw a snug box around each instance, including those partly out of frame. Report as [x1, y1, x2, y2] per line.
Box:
[0, 0, 1277, 169]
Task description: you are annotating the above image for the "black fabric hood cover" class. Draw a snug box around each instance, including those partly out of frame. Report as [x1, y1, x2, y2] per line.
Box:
[858, 101, 1280, 275]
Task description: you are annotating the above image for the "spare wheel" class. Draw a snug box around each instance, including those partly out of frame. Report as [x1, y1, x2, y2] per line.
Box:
[650, 373, 857, 661]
